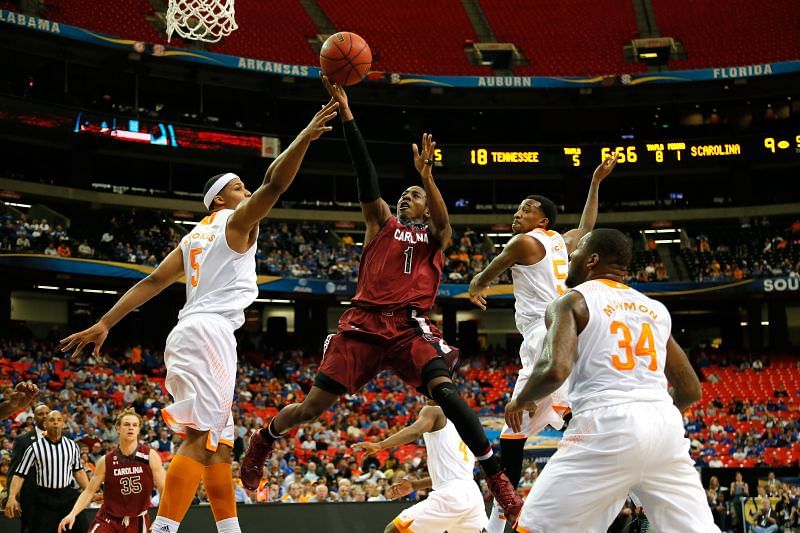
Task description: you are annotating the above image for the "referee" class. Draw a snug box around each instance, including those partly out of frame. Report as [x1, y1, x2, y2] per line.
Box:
[4, 411, 89, 533]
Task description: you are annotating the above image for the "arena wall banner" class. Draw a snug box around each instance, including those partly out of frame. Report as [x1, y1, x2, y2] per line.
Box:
[1, 9, 798, 89]
[760, 276, 800, 294]
[0, 255, 782, 298]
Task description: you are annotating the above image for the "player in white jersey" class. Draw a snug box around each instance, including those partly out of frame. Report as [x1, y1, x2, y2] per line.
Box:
[60, 99, 340, 533]
[468, 154, 617, 532]
[354, 402, 487, 533]
[505, 228, 719, 533]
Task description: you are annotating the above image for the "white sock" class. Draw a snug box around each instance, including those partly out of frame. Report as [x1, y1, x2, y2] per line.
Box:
[486, 499, 506, 533]
[151, 516, 180, 533]
[216, 517, 241, 533]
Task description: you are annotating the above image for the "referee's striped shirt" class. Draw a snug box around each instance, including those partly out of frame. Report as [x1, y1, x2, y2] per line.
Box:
[14, 435, 82, 489]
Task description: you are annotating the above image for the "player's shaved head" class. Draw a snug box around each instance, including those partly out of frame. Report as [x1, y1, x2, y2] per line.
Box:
[566, 228, 632, 287]
[582, 228, 633, 269]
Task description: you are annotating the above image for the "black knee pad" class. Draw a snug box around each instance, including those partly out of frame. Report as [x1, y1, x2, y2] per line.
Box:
[421, 357, 453, 386]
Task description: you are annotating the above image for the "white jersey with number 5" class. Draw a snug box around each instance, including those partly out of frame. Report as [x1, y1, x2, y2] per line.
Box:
[177, 208, 258, 329]
[568, 279, 673, 416]
[423, 420, 475, 491]
[511, 228, 569, 334]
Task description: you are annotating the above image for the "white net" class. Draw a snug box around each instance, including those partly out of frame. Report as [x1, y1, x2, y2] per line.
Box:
[166, 0, 237, 43]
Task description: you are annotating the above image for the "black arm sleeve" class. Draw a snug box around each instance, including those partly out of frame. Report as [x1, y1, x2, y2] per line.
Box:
[342, 119, 381, 203]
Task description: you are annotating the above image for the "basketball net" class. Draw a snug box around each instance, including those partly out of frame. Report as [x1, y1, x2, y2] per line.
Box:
[166, 0, 237, 43]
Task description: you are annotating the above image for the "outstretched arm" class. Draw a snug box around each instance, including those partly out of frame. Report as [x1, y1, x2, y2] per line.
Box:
[468, 234, 544, 310]
[386, 477, 433, 500]
[59, 456, 106, 532]
[563, 153, 618, 253]
[60, 245, 185, 358]
[413, 133, 451, 249]
[505, 292, 587, 432]
[227, 99, 339, 249]
[323, 76, 391, 245]
[353, 406, 442, 455]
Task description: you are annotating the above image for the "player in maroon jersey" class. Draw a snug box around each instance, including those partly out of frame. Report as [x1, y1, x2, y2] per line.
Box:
[241, 77, 524, 521]
[59, 409, 165, 533]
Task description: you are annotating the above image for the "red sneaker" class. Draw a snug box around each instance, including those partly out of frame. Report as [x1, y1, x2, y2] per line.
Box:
[486, 471, 523, 525]
[240, 430, 274, 490]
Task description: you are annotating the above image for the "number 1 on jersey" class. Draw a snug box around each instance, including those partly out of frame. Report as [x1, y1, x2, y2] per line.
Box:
[403, 246, 413, 275]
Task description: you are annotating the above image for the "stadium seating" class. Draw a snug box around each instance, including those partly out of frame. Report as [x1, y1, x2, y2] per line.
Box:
[28, 0, 800, 77]
[685, 357, 800, 468]
[316, 0, 492, 75]
[681, 219, 800, 282]
[480, 0, 645, 76]
[206, 0, 319, 66]
[43, 0, 167, 44]
[651, 0, 800, 70]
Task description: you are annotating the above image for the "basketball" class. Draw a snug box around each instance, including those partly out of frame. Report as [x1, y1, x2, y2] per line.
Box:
[320, 32, 372, 86]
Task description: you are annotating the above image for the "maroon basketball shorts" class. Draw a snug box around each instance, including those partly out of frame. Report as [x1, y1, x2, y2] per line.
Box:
[315, 307, 460, 395]
[89, 509, 150, 533]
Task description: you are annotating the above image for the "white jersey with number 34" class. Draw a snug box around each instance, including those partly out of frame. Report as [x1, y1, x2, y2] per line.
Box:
[569, 279, 673, 416]
[177, 208, 257, 329]
[511, 228, 569, 333]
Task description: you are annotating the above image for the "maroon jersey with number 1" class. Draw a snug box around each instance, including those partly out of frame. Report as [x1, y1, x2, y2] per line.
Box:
[102, 443, 153, 518]
[353, 216, 444, 311]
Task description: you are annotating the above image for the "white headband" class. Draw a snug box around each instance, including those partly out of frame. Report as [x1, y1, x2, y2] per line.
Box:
[203, 172, 239, 209]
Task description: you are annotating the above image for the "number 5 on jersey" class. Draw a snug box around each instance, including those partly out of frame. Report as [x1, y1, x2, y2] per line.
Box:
[610, 321, 657, 371]
[190, 248, 203, 287]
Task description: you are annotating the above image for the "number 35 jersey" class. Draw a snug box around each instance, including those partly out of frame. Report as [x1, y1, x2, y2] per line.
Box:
[353, 216, 444, 311]
[102, 444, 154, 518]
[177, 208, 257, 329]
[511, 228, 569, 333]
[569, 279, 673, 416]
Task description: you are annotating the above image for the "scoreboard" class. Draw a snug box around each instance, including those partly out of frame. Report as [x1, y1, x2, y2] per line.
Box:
[433, 133, 800, 172]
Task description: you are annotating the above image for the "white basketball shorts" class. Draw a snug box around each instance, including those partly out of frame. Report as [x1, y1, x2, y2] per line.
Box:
[515, 401, 721, 533]
[501, 321, 569, 439]
[161, 313, 236, 452]
[391, 480, 487, 533]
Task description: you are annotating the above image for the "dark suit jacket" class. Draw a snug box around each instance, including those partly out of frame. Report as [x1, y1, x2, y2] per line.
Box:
[9, 429, 39, 530]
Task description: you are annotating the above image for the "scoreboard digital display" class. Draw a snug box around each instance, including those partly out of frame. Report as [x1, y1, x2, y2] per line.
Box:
[434, 133, 800, 172]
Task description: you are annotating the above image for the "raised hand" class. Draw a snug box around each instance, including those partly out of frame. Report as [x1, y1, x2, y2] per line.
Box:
[302, 98, 339, 141]
[60, 321, 109, 360]
[385, 480, 414, 500]
[412, 133, 436, 179]
[352, 441, 381, 456]
[321, 75, 352, 120]
[592, 151, 619, 183]
[5, 381, 39, 412]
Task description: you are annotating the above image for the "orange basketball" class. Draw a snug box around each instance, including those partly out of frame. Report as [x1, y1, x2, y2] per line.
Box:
[320, 32, 372, 86]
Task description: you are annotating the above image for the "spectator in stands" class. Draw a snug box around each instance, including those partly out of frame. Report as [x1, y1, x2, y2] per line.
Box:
[753, 496, 778, 533]
[15, 233, 30, 251]
[766, 471, 782, 494]
[281, 482, 304, 503]
[518, 466, 537, 490]
[56, 241, 71, 257]
[308, 484, 332, 503]
[77, 241, 94, 258]
[730, 471, 749, 499]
